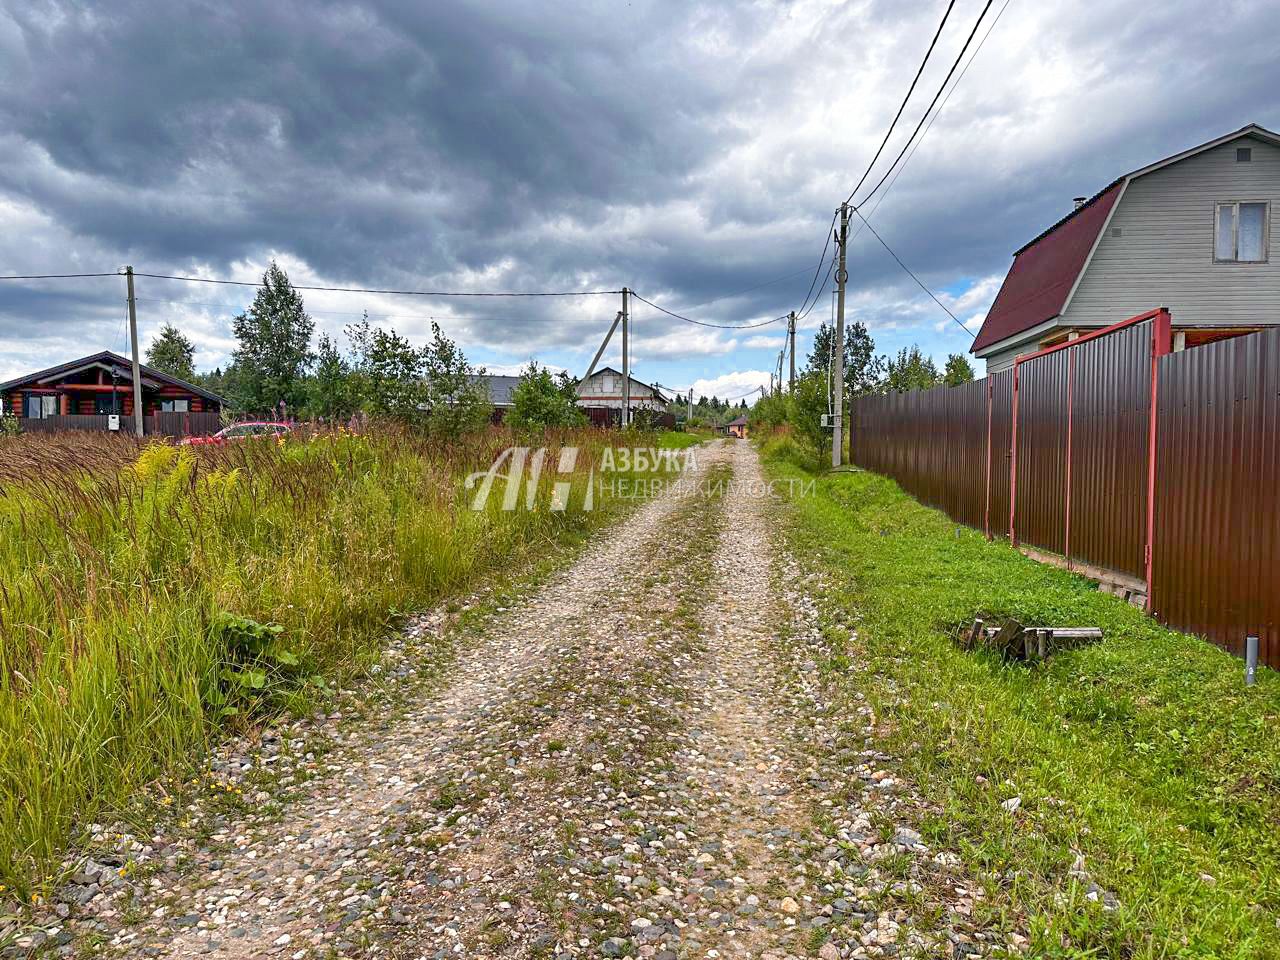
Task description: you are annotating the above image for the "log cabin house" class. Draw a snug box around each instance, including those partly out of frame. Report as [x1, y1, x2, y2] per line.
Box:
[1, 350, 223, 425]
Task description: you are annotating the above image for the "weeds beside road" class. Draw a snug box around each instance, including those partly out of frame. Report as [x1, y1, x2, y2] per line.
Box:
[0, 426, 690, 896]
[764, 454, 1280, 959]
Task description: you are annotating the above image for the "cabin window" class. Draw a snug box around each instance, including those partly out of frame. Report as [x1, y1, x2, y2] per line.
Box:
[24, 394, 57, 418]
[1215, 201, 1269, 262]
[160, 399, 189, 413]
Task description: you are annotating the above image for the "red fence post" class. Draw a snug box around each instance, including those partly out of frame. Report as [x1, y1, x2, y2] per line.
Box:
[984, 376, 993, 539]
[1009, 361, 1021, 544]
[1065, 348, 1076, 569]
[1145, 307, 1174, 612]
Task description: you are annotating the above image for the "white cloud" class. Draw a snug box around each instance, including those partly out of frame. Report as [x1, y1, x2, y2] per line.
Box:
[690, 370, 770, 401]
[743, 334, 785, 349]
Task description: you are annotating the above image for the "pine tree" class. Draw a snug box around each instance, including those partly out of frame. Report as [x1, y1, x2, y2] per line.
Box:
[230, 262, 315, 416]
[145, 323, 196, 381]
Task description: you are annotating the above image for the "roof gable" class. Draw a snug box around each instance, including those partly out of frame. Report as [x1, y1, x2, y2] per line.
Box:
[971, 124, 1280, 355]
[971, 182, 1122, 353]
[579, 366, 670, 402]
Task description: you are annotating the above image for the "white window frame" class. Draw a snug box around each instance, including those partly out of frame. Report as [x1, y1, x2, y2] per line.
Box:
[24, 393, 57, 418]
[1214, 200, 1270, 263]
[161, 398, 190, 413]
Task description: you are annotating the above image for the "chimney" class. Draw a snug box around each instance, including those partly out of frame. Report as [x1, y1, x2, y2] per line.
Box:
[1072, 196, 1087, 210]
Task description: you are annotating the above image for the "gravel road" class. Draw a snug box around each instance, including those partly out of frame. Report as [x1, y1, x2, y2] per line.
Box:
[45, 440, 1020, 959]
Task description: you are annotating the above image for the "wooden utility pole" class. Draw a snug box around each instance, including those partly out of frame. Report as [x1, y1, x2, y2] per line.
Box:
[125, 266, 144, 438]
[688, 387, 694, 422]
[581, 311, 622, 385]
[788, 311, 797, 392]
[621, 287, 631, 428]
[832, 204, 849, 468]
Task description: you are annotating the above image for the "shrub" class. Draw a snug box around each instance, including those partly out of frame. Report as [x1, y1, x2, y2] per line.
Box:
[508, 362, 585, 429]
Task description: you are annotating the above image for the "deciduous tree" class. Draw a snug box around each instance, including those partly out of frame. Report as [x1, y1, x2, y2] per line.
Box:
[943, 353, 976, 387]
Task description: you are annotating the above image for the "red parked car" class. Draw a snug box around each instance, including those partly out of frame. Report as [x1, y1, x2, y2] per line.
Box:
[182, 421, 292, 446]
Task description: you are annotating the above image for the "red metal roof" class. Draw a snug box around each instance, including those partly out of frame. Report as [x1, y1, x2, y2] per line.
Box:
[971, 182, 1122, 353]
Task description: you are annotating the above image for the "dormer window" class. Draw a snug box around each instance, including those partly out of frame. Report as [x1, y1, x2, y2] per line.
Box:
[1215, 201, 1268, 262]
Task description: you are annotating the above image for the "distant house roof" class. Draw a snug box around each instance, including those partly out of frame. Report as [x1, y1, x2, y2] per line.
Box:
[0, 350, 225, 403]
[726, 415, 749, 427]
[470, 374, 523, 407]
[971, 123, 1280, 355]
[578, 366, 671, 404]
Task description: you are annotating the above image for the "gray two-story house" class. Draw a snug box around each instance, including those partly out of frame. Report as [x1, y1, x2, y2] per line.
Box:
[972, 124, 1280, 371]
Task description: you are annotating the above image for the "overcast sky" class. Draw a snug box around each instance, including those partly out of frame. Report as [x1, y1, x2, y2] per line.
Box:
[2, 0, 1278, 396]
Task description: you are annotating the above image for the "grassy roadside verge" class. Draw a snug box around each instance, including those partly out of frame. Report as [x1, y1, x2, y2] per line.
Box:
[0, 426, 694, 896]
[762, 455, 1280, 959]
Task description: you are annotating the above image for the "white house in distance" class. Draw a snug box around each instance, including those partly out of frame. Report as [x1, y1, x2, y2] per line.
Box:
[972, 123, 1280, 372]
[576, 366, 670, 421]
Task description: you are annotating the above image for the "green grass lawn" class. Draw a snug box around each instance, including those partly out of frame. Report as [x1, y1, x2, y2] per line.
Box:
[765, 456, 1280, 959]
[655, 429, 702, 450]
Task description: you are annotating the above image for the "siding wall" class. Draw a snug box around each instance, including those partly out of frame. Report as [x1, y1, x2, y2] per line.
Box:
[1066, 135, 1280, 327]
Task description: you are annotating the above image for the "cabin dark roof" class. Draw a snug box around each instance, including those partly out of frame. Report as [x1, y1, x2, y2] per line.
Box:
[0, 350, 225, 402]
[726, 415, 749, 427]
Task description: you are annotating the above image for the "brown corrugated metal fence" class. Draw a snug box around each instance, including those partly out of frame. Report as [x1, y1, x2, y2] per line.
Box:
[851, 309, 1279, 669]
[1152, 326, 1279, 668]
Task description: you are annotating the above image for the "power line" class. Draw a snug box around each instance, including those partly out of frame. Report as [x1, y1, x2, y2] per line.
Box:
[851, 207, 973, 338]
[721, 383, 766, 401]
[796, 251, 837, 322]
[853, 0, 996, 209]
[843, 0, 958, 204]
[630, 292, 787, 330]
[133, 296, 576, 324]
[0, 272, 119, 280]
[133, 272, 621, 297]
[856, 0, 1014, 229]
[793, 209, 840, 319]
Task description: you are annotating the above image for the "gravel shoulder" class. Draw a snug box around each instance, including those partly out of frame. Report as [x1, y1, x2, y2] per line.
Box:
[40, 440, 1022, 960]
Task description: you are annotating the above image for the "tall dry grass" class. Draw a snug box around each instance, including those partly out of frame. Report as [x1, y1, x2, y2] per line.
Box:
[0, 425, 645, 892]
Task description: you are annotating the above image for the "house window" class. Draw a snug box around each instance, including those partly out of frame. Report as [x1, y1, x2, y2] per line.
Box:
[1237, 147, 1252, 163]
[24, 394, 57, 418]
[1215, 202, 1269, 262]
[160, 399, 189, 413]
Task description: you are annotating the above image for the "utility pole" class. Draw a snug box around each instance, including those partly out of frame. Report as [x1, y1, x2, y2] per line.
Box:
[832, 203, 849, 468]
[125, 266, 144, 438]
[582, 311, 622, 384]
[687, 387, 694, 423]
[788, 311, 797, 392]
[621, 287, 631, 428]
